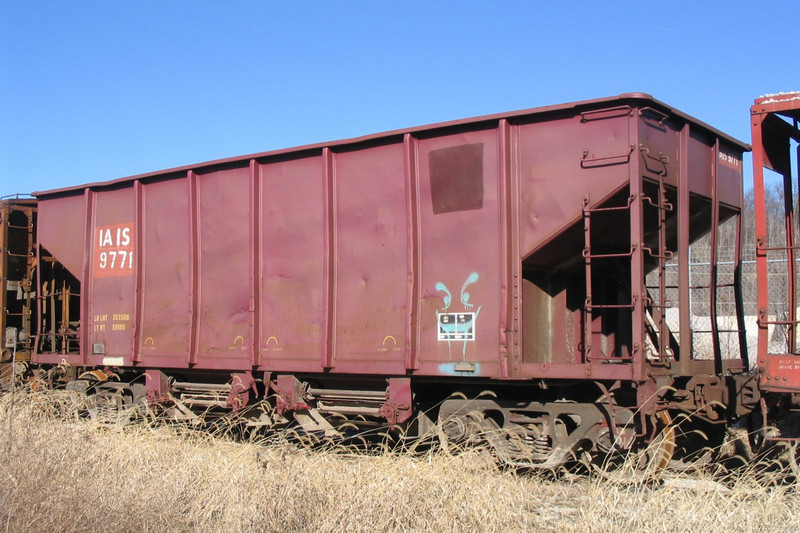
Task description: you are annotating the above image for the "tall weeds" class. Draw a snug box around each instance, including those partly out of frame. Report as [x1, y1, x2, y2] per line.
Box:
[0, 392, 797, 532]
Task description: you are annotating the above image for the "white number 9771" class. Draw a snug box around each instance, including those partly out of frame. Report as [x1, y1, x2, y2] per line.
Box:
[99, 251, 133, 269]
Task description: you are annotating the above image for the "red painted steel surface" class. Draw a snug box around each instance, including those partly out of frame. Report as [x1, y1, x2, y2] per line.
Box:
[138, 179, 192, 366]
[416, 130, 501, 377]
[195, 166, 253, 368]
[330, 144, 409, 373]
[37, 195, 87, 276]
[32, 94, 750, 383]
[751, 92, 800, 393]
[258, 155, 326, 372]
[88, 187, 136, 365]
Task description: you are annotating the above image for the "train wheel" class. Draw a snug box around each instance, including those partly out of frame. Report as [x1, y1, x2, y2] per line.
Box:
[595, 411, 676, 483]
[85, 389, 124, 422]
[667, 417, 728, 472]
[436, 408, 488, 457]
[436, 413, 472, 456]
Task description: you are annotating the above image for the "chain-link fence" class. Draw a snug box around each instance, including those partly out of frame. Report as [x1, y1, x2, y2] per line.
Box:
[645, 200, 799, 365]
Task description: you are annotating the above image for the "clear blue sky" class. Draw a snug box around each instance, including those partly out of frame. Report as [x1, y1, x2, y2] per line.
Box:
[1, 1, 797, 195]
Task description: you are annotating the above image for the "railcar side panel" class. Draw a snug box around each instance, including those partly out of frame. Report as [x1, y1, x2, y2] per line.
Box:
[194, 166, 253, 369]
[717, 140, 744, 208]
[88, 187, 136, 365]
[415, 130, 502, 377]
[516, 112, 631, 261]
[34, 194, 87, 365]
[516, 114, 631, 371]
[687, 129, 714, 199]
[330, 143, 409, 373]
[137, 178, 192, 366]
[37, 194, 86, 277]
[637, 111, 678, 185]
[257, 155, 326, 372]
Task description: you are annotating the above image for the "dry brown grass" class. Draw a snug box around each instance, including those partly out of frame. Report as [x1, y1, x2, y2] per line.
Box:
[0, 392, 798, 533]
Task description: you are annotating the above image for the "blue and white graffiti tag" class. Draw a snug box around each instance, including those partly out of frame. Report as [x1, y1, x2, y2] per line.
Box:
[435, 272, 482, 358]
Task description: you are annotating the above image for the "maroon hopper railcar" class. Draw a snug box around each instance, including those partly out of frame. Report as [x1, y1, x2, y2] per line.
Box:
[6, 93, 763, 469]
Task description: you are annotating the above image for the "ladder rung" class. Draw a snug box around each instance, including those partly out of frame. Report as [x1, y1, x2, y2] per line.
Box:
[689, 283, 736, 290]
[583, 246, 634, 259]
[757, 318, 800, 326]
[586, 354, 635, 361]
[641, 195, 674, 211]
[583, 194, 635, 213]
[642, 246, 674, 260]
[757, 243, 800, 252]
[586, 303, 635, 310]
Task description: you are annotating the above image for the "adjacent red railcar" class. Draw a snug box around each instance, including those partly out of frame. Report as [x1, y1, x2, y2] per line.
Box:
[751, 92, 800, 453]
[15, 94, 759, 468]
[0, 197, 36, 363]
